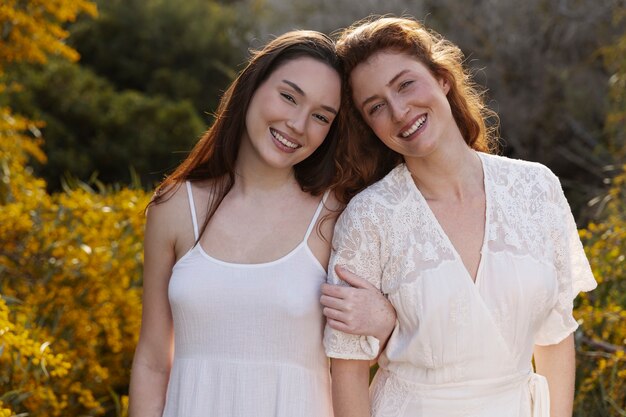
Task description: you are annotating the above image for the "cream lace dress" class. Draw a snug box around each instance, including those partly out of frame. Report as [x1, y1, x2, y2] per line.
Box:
[324, 152, 596, 417]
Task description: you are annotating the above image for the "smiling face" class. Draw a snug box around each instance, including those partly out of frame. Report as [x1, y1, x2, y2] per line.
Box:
[350, 50, 461, 160]
[242, 56, 341, 171]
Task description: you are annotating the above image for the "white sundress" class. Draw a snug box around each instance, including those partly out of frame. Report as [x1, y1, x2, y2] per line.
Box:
[324, 152, 597, 417]
[162, 183, 334, 417]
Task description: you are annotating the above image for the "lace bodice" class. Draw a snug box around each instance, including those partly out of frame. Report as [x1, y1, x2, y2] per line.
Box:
[324, 153, 596, 378]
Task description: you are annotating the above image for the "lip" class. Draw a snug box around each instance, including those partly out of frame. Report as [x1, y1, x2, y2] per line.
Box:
[398, 113, 428, 140]
[270, 127, 302, 153]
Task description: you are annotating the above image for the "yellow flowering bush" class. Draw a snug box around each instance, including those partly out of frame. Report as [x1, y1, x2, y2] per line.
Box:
[0, 107, 47, 204]
[0, 1, 147, 415]
[0, 0, 97, 66]
[0, 401, 13, 417]
[575, 166, 626, 416]
[1, 122, 148, 415]
[0, 297, 71, 414]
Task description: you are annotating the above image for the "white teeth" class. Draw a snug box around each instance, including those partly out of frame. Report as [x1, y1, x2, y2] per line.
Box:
[401, 115, 427, 138]
[271, 128, 299, 149]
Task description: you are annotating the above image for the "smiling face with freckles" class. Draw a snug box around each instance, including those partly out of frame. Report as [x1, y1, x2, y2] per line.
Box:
[350, 49, 463, 160]
[241, 56, 341, 171]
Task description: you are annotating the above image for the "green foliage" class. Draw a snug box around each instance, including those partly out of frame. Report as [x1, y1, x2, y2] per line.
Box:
[7, 60, 205, 190]
[3, 0, 253, 190]
[68, 0, 250, 118]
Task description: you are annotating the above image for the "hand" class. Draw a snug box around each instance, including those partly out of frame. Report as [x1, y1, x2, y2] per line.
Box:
[321, 265, 396, 343]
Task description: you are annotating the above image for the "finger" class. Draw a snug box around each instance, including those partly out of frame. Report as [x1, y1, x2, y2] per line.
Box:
[322, 283, 361, 301]
[326, 317, 352, 333]
[320, 294, 349, 311]
[335, 265, 377, 290]
[320, 283, 349, 298]
[323, 307, 347, 322]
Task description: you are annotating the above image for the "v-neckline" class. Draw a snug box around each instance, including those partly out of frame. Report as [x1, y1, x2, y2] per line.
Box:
[405, 152, 490, 286]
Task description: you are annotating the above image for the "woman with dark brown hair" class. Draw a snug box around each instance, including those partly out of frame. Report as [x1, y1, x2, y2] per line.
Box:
[322, 16, 596, 417]
[128, 30, 395, 417]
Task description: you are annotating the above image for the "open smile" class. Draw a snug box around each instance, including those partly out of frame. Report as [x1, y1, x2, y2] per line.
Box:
[399, 114, 427, 138]
[270, 128, 302, 151]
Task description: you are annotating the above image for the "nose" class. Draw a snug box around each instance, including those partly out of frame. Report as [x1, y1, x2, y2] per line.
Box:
[389, 98, 409, 123]
[286, 111, 306, 135]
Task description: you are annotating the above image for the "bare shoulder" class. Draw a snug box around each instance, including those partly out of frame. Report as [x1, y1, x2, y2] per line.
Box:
[145, 181, 200, 260]
[146, 182, 188, 234]
[187, 178, 217, 201]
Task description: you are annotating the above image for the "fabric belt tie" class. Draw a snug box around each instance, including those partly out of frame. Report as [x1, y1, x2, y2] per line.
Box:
[528, 372, 550, 417]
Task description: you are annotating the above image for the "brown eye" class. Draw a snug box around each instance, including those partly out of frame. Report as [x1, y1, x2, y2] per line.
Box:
[399, 80, 414, 90]
[314, 114, 330, 124]
[281, 93, 296, 104]
[369, 103, 384, 116]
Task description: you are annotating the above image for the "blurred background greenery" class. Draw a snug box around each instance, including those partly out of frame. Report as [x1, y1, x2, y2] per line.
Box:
[0, 0, 625, 416]
[1, 0, 624, 218]
[0, 0, 622, 214]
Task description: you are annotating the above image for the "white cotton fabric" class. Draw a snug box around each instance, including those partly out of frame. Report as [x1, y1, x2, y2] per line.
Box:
[324, 152, 596, 417]
[162, 182, 333, 417]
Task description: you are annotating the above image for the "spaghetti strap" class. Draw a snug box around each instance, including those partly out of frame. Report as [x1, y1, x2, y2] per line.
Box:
[303, 190, 330, 242]
[185, 181, 200, 240]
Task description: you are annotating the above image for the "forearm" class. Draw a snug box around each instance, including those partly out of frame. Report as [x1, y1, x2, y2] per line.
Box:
[129, 357, 171, 417]
[533, 333, 575, 417]
[331, 359, 371, 417]
[132, 203, 177, 417]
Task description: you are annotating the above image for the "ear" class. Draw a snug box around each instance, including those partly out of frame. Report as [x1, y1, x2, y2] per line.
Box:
[438, 77, 450, 95]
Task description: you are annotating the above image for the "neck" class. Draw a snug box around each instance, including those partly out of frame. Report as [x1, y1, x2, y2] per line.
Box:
[233, 140, 300, 197]
[405, 139, 483, 202]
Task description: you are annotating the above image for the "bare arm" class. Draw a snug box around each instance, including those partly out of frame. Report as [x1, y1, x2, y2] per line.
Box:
[533, 333, 576, 417]
[331, 358, 371, 417]
[128, 202, 178, 417]
[321, 266, 396, 345]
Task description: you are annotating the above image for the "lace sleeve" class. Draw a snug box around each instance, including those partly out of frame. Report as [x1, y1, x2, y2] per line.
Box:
[535, 170, 597, 346]
[323, 196, 385, 360]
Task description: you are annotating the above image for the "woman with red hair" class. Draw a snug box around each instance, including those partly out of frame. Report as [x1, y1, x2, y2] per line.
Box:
[323, 16, 596, 417]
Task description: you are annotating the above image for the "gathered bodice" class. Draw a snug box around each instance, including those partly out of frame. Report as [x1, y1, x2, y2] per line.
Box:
[162, 182, 333, 417]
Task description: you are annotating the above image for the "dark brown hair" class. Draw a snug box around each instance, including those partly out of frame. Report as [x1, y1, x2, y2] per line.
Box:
[333, 16, 499, 204]
[150, 30, 342, 240]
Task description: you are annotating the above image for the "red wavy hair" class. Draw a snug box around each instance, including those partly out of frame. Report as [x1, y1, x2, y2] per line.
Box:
[332, 16, 499, 204]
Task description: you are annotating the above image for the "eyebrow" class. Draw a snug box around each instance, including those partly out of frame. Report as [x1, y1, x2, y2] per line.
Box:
[282, 79, 338, 115]
[360, 69, 411, 110]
